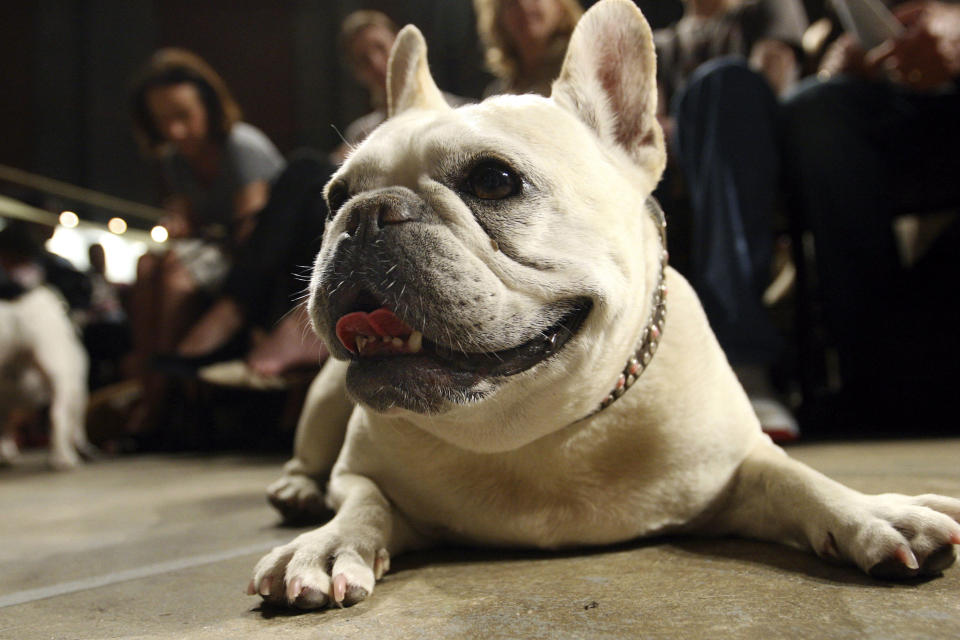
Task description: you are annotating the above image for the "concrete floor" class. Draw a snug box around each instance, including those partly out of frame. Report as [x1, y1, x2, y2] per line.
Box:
[1, 440, 959, 639]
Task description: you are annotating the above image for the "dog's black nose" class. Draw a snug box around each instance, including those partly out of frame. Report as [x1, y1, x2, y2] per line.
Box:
[344, 190, 421, 240]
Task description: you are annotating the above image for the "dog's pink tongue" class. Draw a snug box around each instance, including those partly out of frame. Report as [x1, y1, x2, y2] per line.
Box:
[335, 307, 419, 356]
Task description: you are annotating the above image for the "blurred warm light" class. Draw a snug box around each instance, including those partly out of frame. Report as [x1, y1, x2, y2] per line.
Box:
[47, 226, 147, 284]
[59, 210, 80, 228]
[150, 225, 169, 243]
[107, 217, 128, 234]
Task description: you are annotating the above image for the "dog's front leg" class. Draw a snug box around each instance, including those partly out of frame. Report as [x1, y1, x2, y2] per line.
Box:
[710, 438, 960, 578]
[267, 359, 353, 522]
[251, 472, 423, 609]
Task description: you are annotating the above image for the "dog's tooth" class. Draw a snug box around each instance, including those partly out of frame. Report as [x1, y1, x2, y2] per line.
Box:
[356, 336, 369, 353]
[391, 337, 403, 348]
[408, 331, 423, 354]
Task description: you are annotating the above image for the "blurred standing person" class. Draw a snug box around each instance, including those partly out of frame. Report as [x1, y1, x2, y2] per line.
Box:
[82, 243, 129, 390]
[474, 0, 583, 97]
[127, 48, 285, 433]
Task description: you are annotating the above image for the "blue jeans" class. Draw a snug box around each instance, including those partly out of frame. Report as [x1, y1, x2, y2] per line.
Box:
[673, 57, 783, 366]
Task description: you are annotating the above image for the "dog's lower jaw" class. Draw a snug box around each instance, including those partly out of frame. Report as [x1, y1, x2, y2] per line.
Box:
[344, 358, 498, 415]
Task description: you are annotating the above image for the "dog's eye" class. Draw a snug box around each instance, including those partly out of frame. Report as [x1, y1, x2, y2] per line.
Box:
[326, 182, 350, 218]
[465, 161, 520, 200]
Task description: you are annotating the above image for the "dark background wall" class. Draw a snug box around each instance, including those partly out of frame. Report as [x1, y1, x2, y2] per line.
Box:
[0, 0, 826, 227]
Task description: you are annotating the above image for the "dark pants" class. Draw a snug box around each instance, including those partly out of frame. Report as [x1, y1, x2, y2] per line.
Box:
[224, 150, 335, 329]
[781, 76, 960, 386]
[674, 57, 783, 366]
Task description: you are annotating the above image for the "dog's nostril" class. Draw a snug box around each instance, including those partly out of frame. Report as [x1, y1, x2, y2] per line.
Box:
[377, 202, 413, 226]
[344, 194, 420, 238]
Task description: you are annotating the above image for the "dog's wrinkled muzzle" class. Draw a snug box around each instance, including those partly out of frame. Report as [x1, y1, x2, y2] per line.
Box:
[342, 187, 424, 244]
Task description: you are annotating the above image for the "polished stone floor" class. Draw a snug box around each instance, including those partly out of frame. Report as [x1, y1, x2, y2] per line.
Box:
[1, 440, 958, 639]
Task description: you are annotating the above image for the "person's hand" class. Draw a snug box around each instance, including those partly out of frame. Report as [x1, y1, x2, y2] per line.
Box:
[160, 197, 193, 239]
[750, 38, 799, 95]
[865, 3, 953, 90]
[865, 1, 960, 91]
[818, 33, 872, 79]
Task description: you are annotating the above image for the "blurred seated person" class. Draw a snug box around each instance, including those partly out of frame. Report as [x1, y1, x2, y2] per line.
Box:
[474, 0, 583, 97]
[781, 0, 960, 423]
[174, 150, 334, 384]
[127, 48, 285, 426]
[653, 0, 809, 440]
[331, 10, 468, 164]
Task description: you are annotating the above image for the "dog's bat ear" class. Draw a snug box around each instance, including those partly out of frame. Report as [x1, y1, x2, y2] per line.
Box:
[551, 0, 665, 183]
[387, 25, 449, 118]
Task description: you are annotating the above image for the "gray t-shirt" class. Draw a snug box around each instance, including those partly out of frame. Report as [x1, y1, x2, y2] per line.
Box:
[655, 0, 809, 106]
[161, 122, 285, 238]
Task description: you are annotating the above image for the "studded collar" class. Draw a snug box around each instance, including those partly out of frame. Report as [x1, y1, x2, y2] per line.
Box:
[582, 196, 668, 421]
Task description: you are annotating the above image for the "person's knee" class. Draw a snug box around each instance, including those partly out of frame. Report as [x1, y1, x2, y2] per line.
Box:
[136, 252, 161, 281]
[782, 76, 872, 139]
[674, 56, 777, 144]
[161, 257, 198, 297]
[681, 56, 772, 106]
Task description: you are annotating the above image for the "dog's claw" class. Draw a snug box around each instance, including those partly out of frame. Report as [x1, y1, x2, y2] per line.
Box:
[246, 579, 256, 596]
[373, 548, 390, 580]
[896, 545, 920, 570]
[259, 576, 272, 597]
[332, 574, 348, 605]
[287, 577, 304, 602]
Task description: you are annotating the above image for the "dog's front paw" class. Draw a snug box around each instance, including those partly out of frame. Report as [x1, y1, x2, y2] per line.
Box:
[823, 494, 960, 579]
[249, 525, 390, 609]
[267, 473, 328, 523]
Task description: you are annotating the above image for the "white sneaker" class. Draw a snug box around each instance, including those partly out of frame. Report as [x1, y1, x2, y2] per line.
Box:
[751, 397, 800, 443]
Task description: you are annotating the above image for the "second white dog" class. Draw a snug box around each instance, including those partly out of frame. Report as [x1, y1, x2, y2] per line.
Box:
[0, 286, 90, 470]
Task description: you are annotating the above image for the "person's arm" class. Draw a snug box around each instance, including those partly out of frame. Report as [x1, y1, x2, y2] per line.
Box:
[227, 124, 285, 244]
[160, 194, 195, 239]
[233, 180, 270, 245]
[866, 1, 960, 90]
[820, 1, 960, 90]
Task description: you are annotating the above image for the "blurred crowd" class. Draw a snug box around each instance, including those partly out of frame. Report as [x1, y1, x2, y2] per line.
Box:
[2, 0, 959, 465]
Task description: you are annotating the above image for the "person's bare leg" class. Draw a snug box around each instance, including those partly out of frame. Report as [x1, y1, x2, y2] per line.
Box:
[155, 254, 206, 353]
[125, 253, 163, 378]
[128, 254, 204, 436]
[247, 305, 328, 377]
[176, 297, 245, 357]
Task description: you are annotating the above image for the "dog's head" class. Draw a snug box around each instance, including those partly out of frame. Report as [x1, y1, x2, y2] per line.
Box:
[309, 0, 665, 451]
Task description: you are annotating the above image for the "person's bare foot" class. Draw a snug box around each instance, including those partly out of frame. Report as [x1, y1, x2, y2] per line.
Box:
[247, 306, 328, 377]
[177, 297, 245, 357]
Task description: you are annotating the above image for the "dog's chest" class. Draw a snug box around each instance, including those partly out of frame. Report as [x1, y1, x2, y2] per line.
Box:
[351, 413, 702, 548]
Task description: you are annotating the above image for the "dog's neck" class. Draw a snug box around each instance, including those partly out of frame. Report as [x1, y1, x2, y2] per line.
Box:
[584, 197, 668, 421]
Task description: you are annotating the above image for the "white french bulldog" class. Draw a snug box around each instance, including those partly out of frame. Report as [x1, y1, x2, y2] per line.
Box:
[0, 286, 91, 470]
[250, 0, 960, 609]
